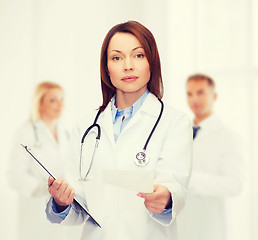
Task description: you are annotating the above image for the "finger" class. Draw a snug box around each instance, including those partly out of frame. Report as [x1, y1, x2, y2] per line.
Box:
[68, 189, 75, 200]
[63, 187, 75, 205]
[138, 192, 158, 202]
[67, 189, 75, 204]
[152, 184, 166, 195]
[50, 178, 64, 191]
[58, 186, 74, 206]
[55, 181, 69, 198]
[153, 184, 159, 192]
[151, 185, 171, 202]
[52, 183, 74, 207]
[144, 201, 164, 210]
[137, 184, 160, 200]
[48, 178, 65, 197]
[143, 185, 170, 209]
[145, 198, 167, 211]
[145, 206, 163, 214]
[48, 176, 55, 187]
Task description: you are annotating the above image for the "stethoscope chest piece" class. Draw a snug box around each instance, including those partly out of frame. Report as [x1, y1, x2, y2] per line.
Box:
[135, 151, 150, 167]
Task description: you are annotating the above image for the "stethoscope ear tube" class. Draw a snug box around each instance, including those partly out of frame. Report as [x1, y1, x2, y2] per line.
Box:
[142, 99, 163, 151]
[81, 109, 102, 143]
[81, 123, 101, 143]
[79, 113, 101, 181]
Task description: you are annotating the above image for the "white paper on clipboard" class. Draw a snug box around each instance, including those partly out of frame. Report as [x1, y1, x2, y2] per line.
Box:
[102, 169, 154, 193]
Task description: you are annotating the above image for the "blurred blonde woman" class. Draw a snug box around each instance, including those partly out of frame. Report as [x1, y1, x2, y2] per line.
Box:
[7, 81, 82, 240]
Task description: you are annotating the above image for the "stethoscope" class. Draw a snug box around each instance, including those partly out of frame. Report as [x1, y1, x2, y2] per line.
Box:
[32, 122, 42, 148]
[79, 99, 164, 181]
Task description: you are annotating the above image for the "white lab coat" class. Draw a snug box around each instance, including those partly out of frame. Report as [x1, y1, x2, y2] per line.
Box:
[7, 120, 82, 240]
[46, 93, 193, 240]
[177, 115, 243, 240]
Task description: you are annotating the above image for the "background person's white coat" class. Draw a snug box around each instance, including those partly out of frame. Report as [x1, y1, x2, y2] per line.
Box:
[7, 121, 82, 240]
[177, 115, 244, 240]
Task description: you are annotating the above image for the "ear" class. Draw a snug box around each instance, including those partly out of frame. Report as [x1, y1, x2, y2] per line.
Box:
[213, 92, 217, 101]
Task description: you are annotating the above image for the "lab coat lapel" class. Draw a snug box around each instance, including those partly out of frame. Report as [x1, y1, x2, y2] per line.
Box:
[195, 115, 220, 142]
[98, 94, 160, 146]
[99, 102, 116, 148]
[36, 121, 59, 147]
[122, 93, 161, 134]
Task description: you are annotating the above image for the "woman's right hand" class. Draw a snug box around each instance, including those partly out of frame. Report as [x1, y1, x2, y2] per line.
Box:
[48, 176, 75, 212]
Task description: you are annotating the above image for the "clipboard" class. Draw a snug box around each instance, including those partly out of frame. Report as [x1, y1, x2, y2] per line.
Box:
[21, 144, 101, 228]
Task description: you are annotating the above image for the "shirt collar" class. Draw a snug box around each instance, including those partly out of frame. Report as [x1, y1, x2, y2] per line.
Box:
[193, 114, 220, 132]
[111, 89, 149, 123]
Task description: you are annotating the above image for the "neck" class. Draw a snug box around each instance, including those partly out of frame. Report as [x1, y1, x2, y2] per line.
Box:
[41, 116, 58, 141]
[41, 117, 56, 129]
[115, 91, 145, 110]
[194, 112, 212, 125]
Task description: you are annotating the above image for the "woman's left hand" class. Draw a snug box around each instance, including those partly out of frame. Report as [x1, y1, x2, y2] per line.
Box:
[138, 184, 172, 214]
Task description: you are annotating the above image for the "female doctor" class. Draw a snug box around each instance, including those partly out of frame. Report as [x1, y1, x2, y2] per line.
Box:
[8, 82, 82, 240]
[46, 21, 193, 240]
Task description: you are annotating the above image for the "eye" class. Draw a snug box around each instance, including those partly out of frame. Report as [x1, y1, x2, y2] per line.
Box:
[197, 90, 204, 95]
[112, 56, 121, 61]
[50, 98, 56, 103]
[135, 53, 145, 59]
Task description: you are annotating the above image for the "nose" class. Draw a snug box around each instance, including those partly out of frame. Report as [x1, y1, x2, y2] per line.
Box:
[191, 94, 199, 102]
[189, 95, 200, 107]
[124, 58, 134, 72]
[57, 99, 64, 108]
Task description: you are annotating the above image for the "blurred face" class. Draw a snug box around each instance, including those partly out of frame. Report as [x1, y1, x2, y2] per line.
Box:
[40, 88, 64, 120]
[107, 32, 151, 98]
[186, 79, 217, 118]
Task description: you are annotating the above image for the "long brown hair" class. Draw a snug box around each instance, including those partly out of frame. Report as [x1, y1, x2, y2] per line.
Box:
[100, 21, 163, 111]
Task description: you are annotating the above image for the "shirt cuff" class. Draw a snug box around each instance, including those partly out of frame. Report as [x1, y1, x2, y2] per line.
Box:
[161, 208, 172, 215]
[51, 197, 71, 220]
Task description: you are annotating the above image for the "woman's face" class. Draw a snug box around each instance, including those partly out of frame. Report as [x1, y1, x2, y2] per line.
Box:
[107, 32, 151, 98]
[40, 88, 64, 120]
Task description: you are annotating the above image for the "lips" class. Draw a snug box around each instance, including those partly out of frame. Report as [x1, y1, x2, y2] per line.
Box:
[192, 105, 200, 110]
[121, 75, 138, 82]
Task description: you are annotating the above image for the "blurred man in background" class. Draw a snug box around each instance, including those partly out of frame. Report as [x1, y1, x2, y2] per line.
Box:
[177, 73, 244, 240]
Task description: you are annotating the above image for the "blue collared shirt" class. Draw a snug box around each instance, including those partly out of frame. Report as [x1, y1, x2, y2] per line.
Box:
[111, 89, 149, 142]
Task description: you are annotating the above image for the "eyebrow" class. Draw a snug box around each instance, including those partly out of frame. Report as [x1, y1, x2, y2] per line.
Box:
[110, 46, 143, 53]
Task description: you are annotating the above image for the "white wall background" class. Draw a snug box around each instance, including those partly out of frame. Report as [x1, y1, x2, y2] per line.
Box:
[0, 0, 257, 239]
